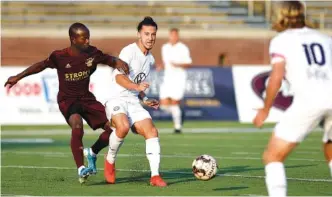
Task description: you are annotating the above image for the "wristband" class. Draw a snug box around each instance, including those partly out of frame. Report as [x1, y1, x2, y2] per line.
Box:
[143, 96, 148, 102]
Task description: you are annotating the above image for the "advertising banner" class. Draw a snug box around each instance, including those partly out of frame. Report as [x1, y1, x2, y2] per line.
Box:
[232, 65, 293, 123]
[145, 67, 239, 121]
[1, 66, 238, 124]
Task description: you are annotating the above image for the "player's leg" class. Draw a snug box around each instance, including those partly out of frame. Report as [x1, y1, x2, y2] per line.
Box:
[263, 134, 297, 197]
[104, 100, 130, 183]
[68, 113, 88, 175]
[132, 117, 167, 187]
[159, 98, 171, 113]
[167, 76, 186, 133]
[169, 99, 183, 134]
[80, 99, 113, 174]
[322, 114, 332, 177]
[58, 101, 92, 182]
[263, 104, 323, 197]
[159, 79, 172, 114]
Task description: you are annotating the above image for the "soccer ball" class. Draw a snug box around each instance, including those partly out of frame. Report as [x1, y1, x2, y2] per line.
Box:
[192, 154, 218, 180]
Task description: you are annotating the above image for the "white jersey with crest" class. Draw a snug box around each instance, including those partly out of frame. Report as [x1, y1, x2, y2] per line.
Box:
[107, 42, 155, 101]
[270, 27, 332, 102]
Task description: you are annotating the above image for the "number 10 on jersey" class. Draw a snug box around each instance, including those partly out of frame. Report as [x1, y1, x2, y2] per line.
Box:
[302, 43, 326, 66]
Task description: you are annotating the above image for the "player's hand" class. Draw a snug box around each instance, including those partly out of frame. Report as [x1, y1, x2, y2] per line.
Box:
[115, 59, 130, 75]
[4, 75, 20, 89]
[171, 62, 181, 67]
[144, 99, 160, 110]
[136, 82, 149, 92]
[253, 108, 269, 128]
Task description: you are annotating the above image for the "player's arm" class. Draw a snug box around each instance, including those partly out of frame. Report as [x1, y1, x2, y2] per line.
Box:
[263, 61, 286, 112]
[95, 49, 130, 75]
[253, 36, 286, 128]
[115, 73, 149, 92]
[110, 56, 130, 75]
[138, 91, 159, 109]
[100, 55, 130, 75]
[4, 55, 54, 88]
[172, 45, 192, 68]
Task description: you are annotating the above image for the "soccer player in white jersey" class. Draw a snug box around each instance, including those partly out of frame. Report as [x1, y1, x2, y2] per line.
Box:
[103, 17, 167, 187]
[158, 28, 192, 134]
[253, 1, 332, 197]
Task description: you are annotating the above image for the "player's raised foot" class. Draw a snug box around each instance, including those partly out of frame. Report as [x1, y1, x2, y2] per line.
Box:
[150, 175, 167, 187]
[104, 159, 116, 184]
[83, 148, 97, 174]
[78, 167, 92, 184]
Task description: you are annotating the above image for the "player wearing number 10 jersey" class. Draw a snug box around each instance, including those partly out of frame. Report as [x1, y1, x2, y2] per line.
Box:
[253, 1, 332, 197]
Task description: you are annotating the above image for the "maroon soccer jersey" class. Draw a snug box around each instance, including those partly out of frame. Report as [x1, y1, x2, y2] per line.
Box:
[44, 46, 113, 102]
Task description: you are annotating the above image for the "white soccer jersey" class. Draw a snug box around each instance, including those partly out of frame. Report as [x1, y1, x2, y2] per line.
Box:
[269, 27, 332, 100]
[270, 27, 332, 143]
[107, 42, 155, 100]
[161, 42, 192, 76]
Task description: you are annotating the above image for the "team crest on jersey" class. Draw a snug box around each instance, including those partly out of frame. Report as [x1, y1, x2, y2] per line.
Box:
[252, 71, 293, 111]
[134, 73, 147, 84]
[85, 57, 94, 67]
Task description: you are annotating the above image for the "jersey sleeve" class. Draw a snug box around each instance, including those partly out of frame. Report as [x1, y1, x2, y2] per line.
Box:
[269, 36, 286, 64]
[44, 51, 57, 69]
[180, 45, 193, 64]
[94, 49, 114, 66]
[119, 46, 132, 65]
[161, 44, 167, 64]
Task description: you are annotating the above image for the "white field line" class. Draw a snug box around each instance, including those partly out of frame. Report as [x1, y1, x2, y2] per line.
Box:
[1, 151, 326, 162]
[1, 128, 323, 143]
[1, 165, 331, 183]
[2, 127, 323, 135]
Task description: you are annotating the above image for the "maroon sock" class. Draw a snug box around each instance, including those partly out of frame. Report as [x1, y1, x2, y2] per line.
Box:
[71, 128, 84, 168]
[91, 127, 112, 154]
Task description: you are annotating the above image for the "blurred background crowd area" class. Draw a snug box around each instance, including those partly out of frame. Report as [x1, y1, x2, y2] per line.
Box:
[2, 0, 332, 66]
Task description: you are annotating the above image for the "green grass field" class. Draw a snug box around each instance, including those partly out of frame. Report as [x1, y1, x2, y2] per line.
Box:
[1, 121, 332, 196]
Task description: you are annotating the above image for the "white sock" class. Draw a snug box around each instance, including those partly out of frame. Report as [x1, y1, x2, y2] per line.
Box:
[329, 160, 332, 177]
[106, 130, 124, 164]
[160, 105, 172, 113]
[170, 105, 182, 130]
[78, 165, 85, 175]
[146, 137, 160, 177]
[89, 148, 96, 157]
[265, 162, 287, 197]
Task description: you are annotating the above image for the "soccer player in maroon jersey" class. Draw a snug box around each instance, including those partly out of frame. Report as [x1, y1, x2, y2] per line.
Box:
[4, 22, 130, 183]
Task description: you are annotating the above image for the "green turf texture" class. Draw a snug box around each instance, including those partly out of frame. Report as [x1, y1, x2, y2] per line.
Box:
[1, 122, 331, 196]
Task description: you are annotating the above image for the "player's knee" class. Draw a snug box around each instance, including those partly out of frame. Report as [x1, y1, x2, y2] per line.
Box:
[68, 114, 83, 129]
[117, 123, 130, 136]
[262, 148, 285, 164]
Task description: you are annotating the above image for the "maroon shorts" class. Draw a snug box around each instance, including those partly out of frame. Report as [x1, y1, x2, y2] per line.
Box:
[58, 98, 108, 130]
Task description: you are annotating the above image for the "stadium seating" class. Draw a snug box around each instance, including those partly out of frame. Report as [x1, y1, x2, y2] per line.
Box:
[1, 1, 331, 30]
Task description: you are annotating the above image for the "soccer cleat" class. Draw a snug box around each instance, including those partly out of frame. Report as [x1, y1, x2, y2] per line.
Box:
[104, 159, 116, 184]
[174, 129, 182, 134]
[83, 148, 97, 174]
[78, 167, 92, 184]
[150, 175, 167, 187]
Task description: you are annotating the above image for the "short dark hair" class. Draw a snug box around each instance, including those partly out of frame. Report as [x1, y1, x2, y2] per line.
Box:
[137, 16, 158, 32]
[170, 28, 179, 33]
[69, 22, 89, 37]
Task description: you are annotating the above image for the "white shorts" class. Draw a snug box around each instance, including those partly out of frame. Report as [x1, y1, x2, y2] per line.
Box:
[159, 74, 187, 101]
[275, 98, 332, 143]
[105, 98, 151, 126]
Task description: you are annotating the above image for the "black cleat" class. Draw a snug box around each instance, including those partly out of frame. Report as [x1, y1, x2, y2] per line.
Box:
[174, 129, 182, 134]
